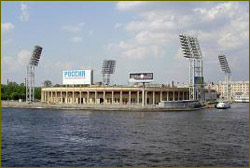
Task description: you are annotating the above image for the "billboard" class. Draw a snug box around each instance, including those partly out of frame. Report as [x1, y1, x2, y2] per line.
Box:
[63, 70, 93, 85]
[194, 77, 204, 85]
[129, 73, 153, 83]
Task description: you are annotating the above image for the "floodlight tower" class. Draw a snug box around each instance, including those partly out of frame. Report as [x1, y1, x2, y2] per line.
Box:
[101, 60, 116, 85]
[179, 34, 204, 101]
[218, 54, 231, 101]
[26, 45, 43, 102]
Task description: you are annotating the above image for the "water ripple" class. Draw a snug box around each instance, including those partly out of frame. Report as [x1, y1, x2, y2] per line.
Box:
[1, 103, 249, 167]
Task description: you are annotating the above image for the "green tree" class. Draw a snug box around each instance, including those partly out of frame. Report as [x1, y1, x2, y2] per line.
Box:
[10, 92, 19, 100]
[1, 81, 41, 101]
[43, 80, 52, 87]
[17, 83, 25, 94]
[1, 92, 9, 100]
[35, 87, 41, 100]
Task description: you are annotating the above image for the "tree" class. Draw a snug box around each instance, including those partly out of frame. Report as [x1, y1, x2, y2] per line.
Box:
[35, 87, 41, 100]
[1, 81, 42, 101]
[1, 92, 9, 100]
[10, 92, 19, 100]
[43, 80, 52, 87]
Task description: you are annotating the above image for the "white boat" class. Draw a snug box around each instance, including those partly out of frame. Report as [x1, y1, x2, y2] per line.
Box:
[216, 102, 231, 109]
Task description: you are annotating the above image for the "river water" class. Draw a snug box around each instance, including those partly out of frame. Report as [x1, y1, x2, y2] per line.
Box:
[1, 104, 249, 167]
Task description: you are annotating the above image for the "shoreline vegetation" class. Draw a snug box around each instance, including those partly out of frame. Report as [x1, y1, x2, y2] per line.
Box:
[1, 101, 205, 112]
[1, 82, 41, 101]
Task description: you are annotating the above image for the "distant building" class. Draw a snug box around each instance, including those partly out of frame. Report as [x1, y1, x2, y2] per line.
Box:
[206, 81, 249, 99]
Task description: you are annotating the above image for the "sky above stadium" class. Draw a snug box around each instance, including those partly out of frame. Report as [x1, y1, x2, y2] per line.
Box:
[1, 1, 249, 86]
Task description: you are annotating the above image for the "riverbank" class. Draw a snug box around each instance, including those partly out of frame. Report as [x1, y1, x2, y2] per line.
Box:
[1, 101, 205, 112]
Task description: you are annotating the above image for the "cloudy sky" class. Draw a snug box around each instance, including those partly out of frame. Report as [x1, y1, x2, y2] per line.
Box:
[1, 1, 249, 86]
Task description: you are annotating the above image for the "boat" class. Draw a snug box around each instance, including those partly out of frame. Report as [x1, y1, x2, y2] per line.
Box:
[216, 101, 231, 109]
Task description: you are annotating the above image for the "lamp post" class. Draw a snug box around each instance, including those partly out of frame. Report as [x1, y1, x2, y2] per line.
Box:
[218, 54, 232, 101]
[179, 34, 204, 101]
[26, 45, 43, 103]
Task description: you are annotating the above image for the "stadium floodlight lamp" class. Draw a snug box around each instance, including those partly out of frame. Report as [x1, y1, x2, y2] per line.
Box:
[179, 33, 204, 101]
[29, 45, 43, 66]
[189, 37, 199, 58]
[101, 60, 116, 85]
[101, 60, 116, 75]
[179, 34, 192, 58]
[26, 45, 43, 103]
[218, 54, 231, 73]
[193, 37, 203, 59]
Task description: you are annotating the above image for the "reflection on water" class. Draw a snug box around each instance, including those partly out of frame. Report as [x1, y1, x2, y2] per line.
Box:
[1, 104, 249, 167]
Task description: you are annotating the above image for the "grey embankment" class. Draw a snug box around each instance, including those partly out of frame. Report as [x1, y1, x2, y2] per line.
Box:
[1, 101, 203, 112]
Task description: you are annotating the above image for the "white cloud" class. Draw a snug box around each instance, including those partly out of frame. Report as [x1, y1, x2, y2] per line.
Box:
[218, 33, 242, 50]
[107, 1, 249, 82]
[111, 1, 249, 59]
[194, 2, 241, 20]
[20, 2, 29, 22]
[135, 31, 171, 44]
[116, 1, 148, 11]
[61, 22, 84, 32]
[63, 63, 73, 69]
[2, 39, 13, 45]
[216, 9, 249, 50]
[70, 36, 83, 43]
[17, 49, 31, 65]
[89, 30, 94, 35]
[174, 48, 183, 60]
[114, 23, 122, 29]
[2, 56, 15, 71]
[107, 40, 165, 60]
[2, 49, 31, 72]
[123, 47, 147, 59]
[126, 11, 180, 31]
[39, 60, 74, 84]
[1, 22, 14, 32]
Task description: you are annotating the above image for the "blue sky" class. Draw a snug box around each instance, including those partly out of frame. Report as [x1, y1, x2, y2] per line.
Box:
[1, 1, 249, 86]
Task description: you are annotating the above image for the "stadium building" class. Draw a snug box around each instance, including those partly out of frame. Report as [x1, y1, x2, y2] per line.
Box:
[41, 85, 189, 105]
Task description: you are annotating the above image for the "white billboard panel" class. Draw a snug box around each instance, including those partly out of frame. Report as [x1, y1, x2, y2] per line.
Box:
[63, 70, 93, 85]
[129, 73, 153, 83]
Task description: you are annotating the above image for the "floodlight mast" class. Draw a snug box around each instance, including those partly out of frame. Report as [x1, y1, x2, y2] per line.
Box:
[179, 34, 204, 102]
[26, 45, 43, 103]
[101, 60, 116, 85]
[218, 54, 231, 101]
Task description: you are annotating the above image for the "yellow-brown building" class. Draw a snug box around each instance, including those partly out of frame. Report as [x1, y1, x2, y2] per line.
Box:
[206, 81, 249, 98]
